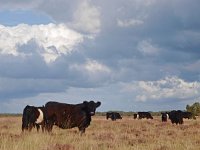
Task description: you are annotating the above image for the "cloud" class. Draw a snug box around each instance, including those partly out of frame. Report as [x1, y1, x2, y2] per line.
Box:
[0, 0, 200, 112]
[84, 59, 110, 73]
[0, 23, 83, 63]
[137, 39, 160, 56]
[0, 77, 67, 99]
[69, 59, 112, 87]
[117, 19, 144, 27]
[122, 76, 200, 102]
[70, 0, 101, 34]
[0, 0, 41, 10]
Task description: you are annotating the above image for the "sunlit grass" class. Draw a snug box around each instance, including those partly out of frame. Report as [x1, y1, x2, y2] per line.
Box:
[0, 116, 200, 150]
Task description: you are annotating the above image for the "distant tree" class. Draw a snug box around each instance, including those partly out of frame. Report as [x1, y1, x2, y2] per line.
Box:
[186, 102, 200, 117]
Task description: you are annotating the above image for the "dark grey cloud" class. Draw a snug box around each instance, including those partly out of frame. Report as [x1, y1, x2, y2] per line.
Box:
[0, 0, 200, 112]
[85, 0, 200, 82]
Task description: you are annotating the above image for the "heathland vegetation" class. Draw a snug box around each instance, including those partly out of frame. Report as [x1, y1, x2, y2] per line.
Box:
[0, 102, 200, 150]
[0, 116, 199, 150]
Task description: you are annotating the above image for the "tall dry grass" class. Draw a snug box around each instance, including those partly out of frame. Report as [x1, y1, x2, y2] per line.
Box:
[0, 116, 200, 150]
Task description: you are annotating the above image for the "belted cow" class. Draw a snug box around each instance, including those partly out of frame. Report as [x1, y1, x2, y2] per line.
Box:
[161, 112, 169, 122]
[45, 101, 101, 134]
[22, 105, 46, 132]
[134, 112, 153, 119]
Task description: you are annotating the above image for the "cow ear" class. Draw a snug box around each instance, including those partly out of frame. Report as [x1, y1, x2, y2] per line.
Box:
[83, 101, 88, 104]
[83, 101, 88, 107]
[96, 101, 101, 108]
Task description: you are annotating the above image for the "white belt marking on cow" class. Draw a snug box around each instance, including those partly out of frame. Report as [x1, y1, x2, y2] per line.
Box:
[137, 114, 139, 119]
[36, 109, 44, 124]
[166, 114, 169, 119]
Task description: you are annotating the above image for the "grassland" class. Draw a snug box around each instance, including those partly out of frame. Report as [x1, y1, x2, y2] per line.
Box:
[0, 116, 200, 150]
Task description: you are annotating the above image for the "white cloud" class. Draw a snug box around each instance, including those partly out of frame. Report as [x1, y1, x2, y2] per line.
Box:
[137, 40, 160, 56]
[71, 0, 101, 34]
[117, 19, 144, 27]
[122, 76, 200, 102]
[0, 23, 83, 63]
[69, 59, 111, 85]
[71, 59, 111, 74]
[84, 59, 110, 73]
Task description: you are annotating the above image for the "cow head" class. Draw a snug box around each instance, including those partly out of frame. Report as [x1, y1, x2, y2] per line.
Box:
[22, 105, 37, 131]
[82, 101, 101, 116]
[22, 105, 31, 131]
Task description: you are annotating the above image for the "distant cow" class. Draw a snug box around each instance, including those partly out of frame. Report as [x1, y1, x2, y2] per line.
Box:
[133, 113, 139, 119]
[182, 111, 193, 119]
[161, 112, 169, 122]
[168, 110, 183, 125]
[134, 112, 153, 119]
[45, 101, 101, 134]
[106, 112, 122, 121]
[22, 105, 46, 132]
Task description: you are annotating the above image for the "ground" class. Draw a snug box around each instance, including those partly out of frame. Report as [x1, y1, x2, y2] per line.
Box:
[0, 116, 200, 150]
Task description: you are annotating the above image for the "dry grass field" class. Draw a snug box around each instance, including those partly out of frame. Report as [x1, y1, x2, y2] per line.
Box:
[0, 115, 200, 150]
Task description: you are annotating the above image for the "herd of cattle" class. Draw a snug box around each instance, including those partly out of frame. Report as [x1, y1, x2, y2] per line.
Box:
[107, 111, 195, 125]
[22, 100, 195, 134]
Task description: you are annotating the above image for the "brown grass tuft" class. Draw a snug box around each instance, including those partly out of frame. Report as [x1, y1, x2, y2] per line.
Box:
[44, 143, 74, 150]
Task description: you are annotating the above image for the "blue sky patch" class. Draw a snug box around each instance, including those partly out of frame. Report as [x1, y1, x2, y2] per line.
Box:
[0, 10, 53, 26]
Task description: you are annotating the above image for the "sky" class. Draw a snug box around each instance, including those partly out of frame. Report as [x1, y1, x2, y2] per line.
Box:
[0, 0, 200, 113]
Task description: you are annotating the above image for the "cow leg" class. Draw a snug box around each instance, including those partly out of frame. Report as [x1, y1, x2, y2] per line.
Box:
[49, 122, 54, 132]
[41, 123, 45, 132]
[36, 124, 40, 132]
[78, 128, 85, 135]
[180, 119, 183, 124]
[22, 125, 28, 132]
[45, 115, 56, 132]
[22, 127, 28, 132]
[46, 124, 52, 132]
[45, 123, 50, 132]
[46, 121, 53, 132]
[29, 123, 33, 132]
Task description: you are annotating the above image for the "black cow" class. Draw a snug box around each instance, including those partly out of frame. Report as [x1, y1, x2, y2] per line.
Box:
[22, 105, 46, 132]
[135, 112, 153, 119]
[45, 101, 101, 134]
[106, 112, 122, 121]
[168, 110, 183, 125]
[182, 111, 193, 119]
[161, 112, 169, 122]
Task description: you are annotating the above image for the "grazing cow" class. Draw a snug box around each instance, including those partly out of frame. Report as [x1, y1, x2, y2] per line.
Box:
[161, 112, 169, 122]
[45, 101, 101, 134]
[182, 111, 193, 119]
[168, 110, 183, 125]
[135, 112, 153, 119]
[22, 105, 46, 132]
[106, 112, 122, 121]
